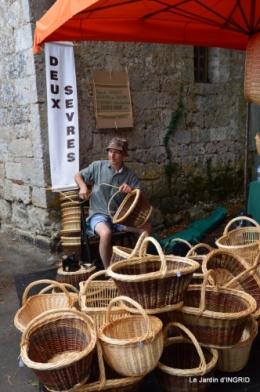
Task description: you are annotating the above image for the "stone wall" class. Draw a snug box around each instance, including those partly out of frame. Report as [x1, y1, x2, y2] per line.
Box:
[0, 0, 248, 251]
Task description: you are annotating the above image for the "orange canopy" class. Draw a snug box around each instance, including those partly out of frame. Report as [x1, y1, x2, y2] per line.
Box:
[33, 0, 260, 54]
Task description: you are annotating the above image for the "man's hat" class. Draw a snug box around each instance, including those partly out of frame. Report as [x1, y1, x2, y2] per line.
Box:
[106, 137, 129, 156]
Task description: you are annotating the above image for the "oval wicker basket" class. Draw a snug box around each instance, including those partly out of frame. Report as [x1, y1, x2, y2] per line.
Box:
[172, 270, 257, 348]
[14, 279, 79, 333]
[98, 296, 163, 377]
[216, 314, 258, 372]
[106, 236, 200, 313]
[20, 308, 96, 391]
[111, 231, 148, 264]
[155, 322, 218, 392]
[108, 189, 152, 228]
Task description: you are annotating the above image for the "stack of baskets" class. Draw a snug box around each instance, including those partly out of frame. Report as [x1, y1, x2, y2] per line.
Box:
[60, 190, 87, 259]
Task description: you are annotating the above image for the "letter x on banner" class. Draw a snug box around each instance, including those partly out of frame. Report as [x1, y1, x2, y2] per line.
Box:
[45, 42, 79, 192]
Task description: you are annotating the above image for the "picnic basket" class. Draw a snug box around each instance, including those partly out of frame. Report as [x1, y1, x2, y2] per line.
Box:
[216, 314, 258, 372]
[14, 279, 79, 333]
[110, 231, 148, 264]
[108, 189, 152, 228]
[20, 308, 96, 391]
[106, 236, 200, 314]
[79, 270, 130, 331]
[98, 296, 163, 377]
[172, 269, 257, 348]
[56, 263, 96, 290]
[215, 216, 260, 267]
[155, 322, 218, 392]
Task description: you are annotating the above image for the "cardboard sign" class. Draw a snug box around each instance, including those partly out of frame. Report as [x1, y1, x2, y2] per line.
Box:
[92, 70, 133, 129]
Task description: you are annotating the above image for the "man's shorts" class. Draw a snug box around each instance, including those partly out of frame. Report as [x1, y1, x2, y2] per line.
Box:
[87, 214, 124, 237]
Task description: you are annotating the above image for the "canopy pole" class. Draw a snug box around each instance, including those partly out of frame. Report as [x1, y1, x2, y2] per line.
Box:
[243, 101, 250, 215]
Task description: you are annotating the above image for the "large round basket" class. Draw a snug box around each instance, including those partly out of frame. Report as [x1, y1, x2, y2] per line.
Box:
[172, 270, 257, 348]
[14, 279, 79, 333]
[216, 314, 258, 372]
[111, 231, 148, 264]
[202, 250, 260, 320]
[215, 216, 260, 268]
[56, 264, 96, 291]
[155, 322, 218, 392]
[106, 237, 200, 314]
[108, 189, 152, 228]
[20, 308, 96, 391]
[98, 296, 163, 377]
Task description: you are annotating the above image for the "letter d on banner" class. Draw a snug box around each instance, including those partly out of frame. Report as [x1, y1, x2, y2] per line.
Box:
[45, 42, 79, 192]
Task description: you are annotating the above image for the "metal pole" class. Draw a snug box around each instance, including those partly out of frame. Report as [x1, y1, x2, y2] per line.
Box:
[243, 101, 250, 215]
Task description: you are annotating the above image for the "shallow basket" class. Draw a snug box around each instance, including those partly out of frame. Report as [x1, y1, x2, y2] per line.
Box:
[98, 296, 163, 377]
[108, 189, 152, 228]
[111, 231, 148, 264]
[20, 308, 96, 391]
[56, 264, 96, 291]
[155, 322, 218, 392]
[172, 270, 257, 348]
[79, 270, 130, 331]
[216, 314, 258, 372]
[14, 279, 79, 333]
[215, 216, 260, 267]
[106, 236, 200, 314]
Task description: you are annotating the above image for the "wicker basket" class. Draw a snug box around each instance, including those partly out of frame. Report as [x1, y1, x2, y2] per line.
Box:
[215, 216, 260, 268]
[111, 231, 148, 264]
[108, 189, 152, 228]
[98, 296, 163, 377]
[202, 249, 260, 320]
[155, 322, 218, 392]
[172, 270, 257, 348]
[79, 270, 130, 331]
[163, 238, 192, 255]
[216, 314, 258, 372]
[14, 279, 79, 333]
[106, 236, 200, 314]
[244, 33, 260, 105]
[62, 220, 81, 231]
[20, 308, 96, 391]
[56, 264, 96, 291]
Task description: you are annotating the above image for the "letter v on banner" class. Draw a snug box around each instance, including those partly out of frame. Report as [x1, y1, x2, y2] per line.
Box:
[45, 42, 79, 192]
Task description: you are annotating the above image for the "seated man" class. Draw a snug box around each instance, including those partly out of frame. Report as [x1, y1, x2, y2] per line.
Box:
[74, 137, 152, 268]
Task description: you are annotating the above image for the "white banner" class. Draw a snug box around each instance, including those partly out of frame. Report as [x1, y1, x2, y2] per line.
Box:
[45, 42, 79, 192]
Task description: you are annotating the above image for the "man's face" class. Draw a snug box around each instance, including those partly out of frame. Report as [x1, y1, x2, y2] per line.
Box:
[107, 148, 124, 167]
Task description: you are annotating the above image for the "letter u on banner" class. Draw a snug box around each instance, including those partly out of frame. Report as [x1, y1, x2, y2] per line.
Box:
[45, 42, 79, 192]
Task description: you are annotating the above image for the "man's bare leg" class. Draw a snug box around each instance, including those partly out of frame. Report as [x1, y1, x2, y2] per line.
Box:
[94, 222, 112, 269]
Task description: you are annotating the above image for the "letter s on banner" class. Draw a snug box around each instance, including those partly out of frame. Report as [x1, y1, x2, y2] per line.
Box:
[45, 42, 79, 192]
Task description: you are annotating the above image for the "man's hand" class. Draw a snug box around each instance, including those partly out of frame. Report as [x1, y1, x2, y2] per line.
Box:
[79, 185, 90, 200]
[119, 183, 134, 193]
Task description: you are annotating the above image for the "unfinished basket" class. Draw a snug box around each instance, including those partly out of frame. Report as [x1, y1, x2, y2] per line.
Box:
[98, 296, 163, 377]
[202, 250, 260, 320]
[155, 322, 218, 392]
[217, 314, 258, 372]
[111, 231, 148, 264]
[244, 33, 260, 105]
[172, 270, 257, 348]
[108, 189, 152, 228]
[215, 216, 260, 267]
[56, 264, 96, 290]
[20, 308, 96, 391]
[106, 236, 200, 314]
[79, 270, 130, 331]
[14, 279, 78, 333]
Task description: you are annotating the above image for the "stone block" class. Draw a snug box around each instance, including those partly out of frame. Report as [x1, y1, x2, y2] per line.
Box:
[12, 183, 31, 204]
[5, 161, 22, 181]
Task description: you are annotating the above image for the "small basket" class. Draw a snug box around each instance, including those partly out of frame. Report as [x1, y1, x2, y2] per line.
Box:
[244, 33, 260, 105]
[56, 264, 96, 290]
[172, 270, 257, 348]
[14, 279, 79, 333]
[98, 296, 163, 377]
[79, 270, 130, 331]
[107, 236, 200, 314]
[215, 216, 260, 267]
[20, 308, 96, 391]
[155, 322, 218, 392]
[111, 231, 148, 264]
[108, 189, 152, 228]
[255, 133, 260, 155]
[216, 314, 258, 372]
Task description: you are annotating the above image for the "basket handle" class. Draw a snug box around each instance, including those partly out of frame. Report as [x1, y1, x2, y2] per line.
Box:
[39, 283, 79, 295]
[106, 296, 156, 341]
[162, 322, 207, 375]
[163, 238, 192, 253]
[107, 189, 140, 222]
[223, 215, 260, 235]
[224, 253, 260, 288]
[127, 230, 149, 258]
[198, 270, 218, 316]
[79, 269, 108, 301]
[21, 279, 73, 307]
[186, 243, 213, 257]
[139, 236, 168, 277]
